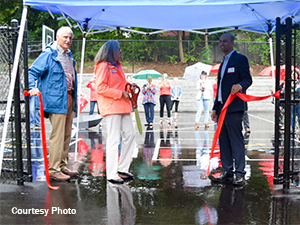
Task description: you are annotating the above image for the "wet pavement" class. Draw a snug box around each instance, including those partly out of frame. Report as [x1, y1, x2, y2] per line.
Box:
[1, 111, 300, 225]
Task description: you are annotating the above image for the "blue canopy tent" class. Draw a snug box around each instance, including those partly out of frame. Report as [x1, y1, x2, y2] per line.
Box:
[1, 0, 300, 169]
[23, 0, 300, 35]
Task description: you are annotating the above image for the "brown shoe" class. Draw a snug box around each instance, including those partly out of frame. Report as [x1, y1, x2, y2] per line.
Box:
[62, 168, 78, 176]
[205, 124, 209, 130]
[50, 172, 70, 181]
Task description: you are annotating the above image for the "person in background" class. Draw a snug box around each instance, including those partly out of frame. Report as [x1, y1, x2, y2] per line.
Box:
[158, 73, 172, 128]
[28, 26, 78, 181]
[291, 70, 300, 131]
[195, 71, 212, 130]
[242, 86, 251, 134]
[94, 40, 135, 184]
[212, 77, 218, 130]
[211, 33, 252, 186]
[171, 77, 182, 128]
[243, 105, 251, 134]
[142, 76, 157, 128]
[29, 81, 41, 130]
[86, 74, 100, 115]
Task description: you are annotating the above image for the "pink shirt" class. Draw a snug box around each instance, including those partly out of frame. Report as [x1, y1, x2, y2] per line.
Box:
[86, 79, 97, 101]
[159, 81, 172, 95]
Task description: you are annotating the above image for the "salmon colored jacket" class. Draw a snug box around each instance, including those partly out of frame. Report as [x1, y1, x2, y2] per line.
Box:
[95, 61, 132, 117]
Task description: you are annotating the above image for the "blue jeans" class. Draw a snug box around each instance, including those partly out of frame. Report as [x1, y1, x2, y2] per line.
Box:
[30, 130, 43, 159]
[89, 101, 100, 115]
[30, 95, 40, 128]
[195, 97, 210, 124]
[291, 103, 300, 130]
[144, 103, 155, 123]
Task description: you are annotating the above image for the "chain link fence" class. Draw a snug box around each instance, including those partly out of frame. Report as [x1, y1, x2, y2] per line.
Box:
[0, 22, 31, 183]
[28, 39, 271, 73]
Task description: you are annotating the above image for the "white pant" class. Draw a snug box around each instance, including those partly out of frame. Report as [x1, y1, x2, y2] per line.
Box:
[105, 113, 135, 180]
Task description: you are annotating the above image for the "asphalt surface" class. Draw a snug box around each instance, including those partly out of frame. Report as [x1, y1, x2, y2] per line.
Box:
[1, 111, 300, 225]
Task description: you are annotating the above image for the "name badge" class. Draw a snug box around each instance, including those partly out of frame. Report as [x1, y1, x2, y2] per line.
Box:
[112, 69, 118, 73]
[228, 67, 235, 73]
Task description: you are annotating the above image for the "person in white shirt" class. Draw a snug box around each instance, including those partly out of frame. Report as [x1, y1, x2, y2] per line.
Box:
[171, 77, 182, 128]
[195, 71, 212, 130]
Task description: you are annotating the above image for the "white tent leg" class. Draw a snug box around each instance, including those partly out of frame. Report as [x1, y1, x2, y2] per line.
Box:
[74, 35, 87, 162]
[0, 6, 28, 176]
[269, 37, 275, 90]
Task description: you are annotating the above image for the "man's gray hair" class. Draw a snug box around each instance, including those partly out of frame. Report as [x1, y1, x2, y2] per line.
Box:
[94, 40, 120, 63]
[56, 26, 73, 38]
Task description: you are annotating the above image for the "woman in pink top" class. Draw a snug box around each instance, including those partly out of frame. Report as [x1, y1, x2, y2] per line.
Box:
[94, 40, 135, 184]
[158, 73, 172, 127]
[86, 74, 99, 115]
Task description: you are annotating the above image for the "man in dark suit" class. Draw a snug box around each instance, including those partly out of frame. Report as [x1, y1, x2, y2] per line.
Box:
[211, 33, 252, 186]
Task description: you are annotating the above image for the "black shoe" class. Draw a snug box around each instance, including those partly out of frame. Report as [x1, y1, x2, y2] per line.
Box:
[211, 171, 234, 183]
[118, 171, 134, 181]
[108, 178, 124, 184]
[144, 123, 150, 126]
[233, 175, 245, 186]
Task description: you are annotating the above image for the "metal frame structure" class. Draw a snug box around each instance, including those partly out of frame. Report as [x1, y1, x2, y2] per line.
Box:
[0, 19, 32, 184]
[274, 17, 300, 189]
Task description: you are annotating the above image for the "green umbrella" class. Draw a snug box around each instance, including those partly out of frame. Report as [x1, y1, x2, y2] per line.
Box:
[133, 69, 162, 79]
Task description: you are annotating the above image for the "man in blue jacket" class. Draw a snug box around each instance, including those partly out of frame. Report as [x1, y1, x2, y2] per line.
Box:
[28, 26, 78, 181]
[211, 33, 252, 186]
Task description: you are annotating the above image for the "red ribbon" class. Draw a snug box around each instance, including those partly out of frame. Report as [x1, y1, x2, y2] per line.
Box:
[24, 91, 59, 190]
[206, 90, 281, 175]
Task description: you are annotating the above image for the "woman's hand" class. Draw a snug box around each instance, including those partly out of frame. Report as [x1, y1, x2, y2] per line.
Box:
[122, 91, 129, 100]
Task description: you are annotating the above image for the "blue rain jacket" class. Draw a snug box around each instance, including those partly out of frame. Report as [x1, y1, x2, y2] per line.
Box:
[28, 41, 77, 114]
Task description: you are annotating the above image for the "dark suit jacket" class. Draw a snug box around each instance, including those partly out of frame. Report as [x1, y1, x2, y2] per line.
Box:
[213, 51, 252, 114]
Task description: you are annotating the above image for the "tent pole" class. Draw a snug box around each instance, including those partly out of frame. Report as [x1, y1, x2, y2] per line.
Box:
[0, 6, 28, 176]
[269, 37, 275, 89]
[74, 34, 87, 163]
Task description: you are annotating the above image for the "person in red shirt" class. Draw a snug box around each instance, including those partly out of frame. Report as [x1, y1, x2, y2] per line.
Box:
[158, 73, 172, 128]
[212, 77, 218, 130]
[86, 74, 100, 115]
[213, 77, 218, 101]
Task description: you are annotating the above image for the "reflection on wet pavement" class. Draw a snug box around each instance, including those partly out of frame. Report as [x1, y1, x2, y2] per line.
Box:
[1, 112, 300, 225]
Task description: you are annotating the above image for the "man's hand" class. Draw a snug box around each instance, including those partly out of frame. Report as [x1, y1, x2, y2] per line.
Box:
[231, 84, 242, 95]
[29, 88, 40, 96]
[211, 111, 217, 122]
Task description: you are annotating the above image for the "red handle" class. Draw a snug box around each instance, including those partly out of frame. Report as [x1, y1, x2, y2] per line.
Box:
[23, 90, 30, 97]
[125, 83, 140, 109]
